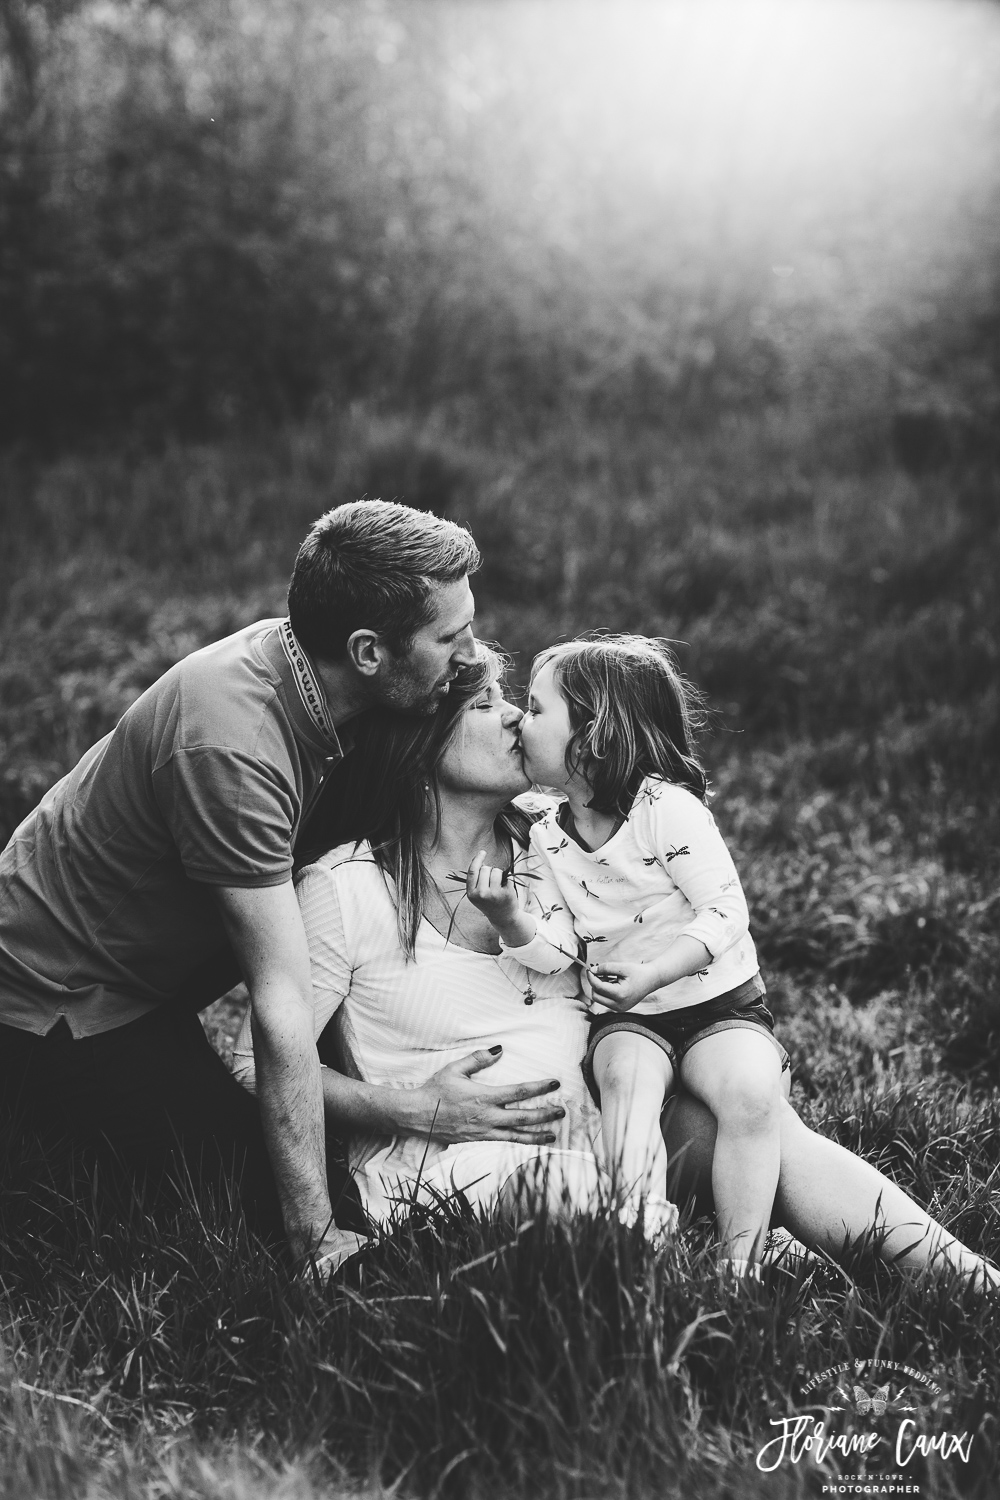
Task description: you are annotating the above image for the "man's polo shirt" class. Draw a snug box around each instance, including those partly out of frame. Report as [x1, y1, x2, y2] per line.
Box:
[0, 619, 348, 1037]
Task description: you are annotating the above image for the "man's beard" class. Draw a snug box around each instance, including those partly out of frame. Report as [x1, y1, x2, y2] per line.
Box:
[376, 660, 452, 717]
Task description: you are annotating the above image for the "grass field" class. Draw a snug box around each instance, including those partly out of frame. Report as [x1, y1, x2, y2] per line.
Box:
[2, 1061, 1000, 1498]
[2, 0, 1000, 1494]
[2, 403, 999, 1497]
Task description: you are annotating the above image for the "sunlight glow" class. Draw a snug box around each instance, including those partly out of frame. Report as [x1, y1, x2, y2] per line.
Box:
[401, 0, 1000, 324]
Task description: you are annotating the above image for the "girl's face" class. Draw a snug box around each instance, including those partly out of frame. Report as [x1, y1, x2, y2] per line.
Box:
[436, 675, 530, 800]
[518, 657, 578, 792]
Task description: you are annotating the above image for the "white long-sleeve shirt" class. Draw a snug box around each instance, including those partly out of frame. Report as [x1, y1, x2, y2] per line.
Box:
[503, 777, 760, 1017]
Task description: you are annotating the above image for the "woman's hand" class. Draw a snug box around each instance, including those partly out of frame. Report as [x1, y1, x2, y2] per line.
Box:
[588, 960, 657, 1010]
[410, 1047, 566, 1145]
[466, 850, 520, 925]
[466, 851, 536, 948]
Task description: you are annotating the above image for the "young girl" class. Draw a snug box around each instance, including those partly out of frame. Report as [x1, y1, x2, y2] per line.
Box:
[467, 634, 787, 1276]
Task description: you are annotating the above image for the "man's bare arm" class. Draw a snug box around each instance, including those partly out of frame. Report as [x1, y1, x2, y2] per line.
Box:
[214, 883, 349, 1266]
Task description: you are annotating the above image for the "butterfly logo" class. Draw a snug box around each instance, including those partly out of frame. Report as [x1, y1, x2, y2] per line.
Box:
[853, 1384, 889, 1417]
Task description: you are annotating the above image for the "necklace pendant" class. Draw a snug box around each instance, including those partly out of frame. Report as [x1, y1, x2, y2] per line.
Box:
[524, 988, 535, 1006]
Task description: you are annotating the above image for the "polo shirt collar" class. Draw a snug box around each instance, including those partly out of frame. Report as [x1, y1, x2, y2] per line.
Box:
[263, 620, 352, 757]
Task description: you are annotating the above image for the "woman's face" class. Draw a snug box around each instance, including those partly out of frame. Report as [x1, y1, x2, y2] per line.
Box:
[436, 675, 530, 800]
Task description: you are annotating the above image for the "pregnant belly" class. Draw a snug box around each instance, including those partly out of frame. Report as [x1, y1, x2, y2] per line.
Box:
[444, 1013, 591, 1126]
[364, 996, 589, 1096]
[358, 1006, 595, 1154]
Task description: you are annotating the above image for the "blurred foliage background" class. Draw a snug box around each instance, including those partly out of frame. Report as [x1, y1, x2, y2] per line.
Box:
[1, 0, 999, 1074]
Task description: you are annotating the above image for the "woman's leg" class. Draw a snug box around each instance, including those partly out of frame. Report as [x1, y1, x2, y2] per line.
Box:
[591, 1031, 675, 1225]
[663, 1089, 999, 1287]
[772, 1102, 999, 1286]
[678, 1030, 783, 1267]
[497, 1148, 607, 1223]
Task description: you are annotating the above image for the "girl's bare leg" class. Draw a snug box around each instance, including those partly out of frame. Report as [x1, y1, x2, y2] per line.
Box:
[591, 1031, 676, 1234]
[678, 1030, 783, 1267]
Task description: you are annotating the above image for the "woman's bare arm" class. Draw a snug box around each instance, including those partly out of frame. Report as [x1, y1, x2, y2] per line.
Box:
[320, 1047, 566, 1145]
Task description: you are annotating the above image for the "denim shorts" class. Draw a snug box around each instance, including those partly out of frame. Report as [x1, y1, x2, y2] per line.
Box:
[583, 973, 790, 1102]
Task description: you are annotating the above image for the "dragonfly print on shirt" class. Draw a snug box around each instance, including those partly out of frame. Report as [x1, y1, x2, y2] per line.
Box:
[630, 782, 665, 814]
[512, 778, 762, 1017]
[532, 896, 585, 967]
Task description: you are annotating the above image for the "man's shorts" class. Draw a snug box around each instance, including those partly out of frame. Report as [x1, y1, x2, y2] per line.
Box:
[583, 973, 790, 1103]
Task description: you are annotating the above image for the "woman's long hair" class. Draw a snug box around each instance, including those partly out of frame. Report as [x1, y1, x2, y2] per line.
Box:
[297, 643, 531, 957]
[533, 634, 708, 817]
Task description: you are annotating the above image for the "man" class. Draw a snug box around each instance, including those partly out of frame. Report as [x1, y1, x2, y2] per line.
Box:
[0, 500, 562, 1274]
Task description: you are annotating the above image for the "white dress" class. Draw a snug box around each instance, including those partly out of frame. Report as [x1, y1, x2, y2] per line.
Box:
[233, 839, 600, 1226]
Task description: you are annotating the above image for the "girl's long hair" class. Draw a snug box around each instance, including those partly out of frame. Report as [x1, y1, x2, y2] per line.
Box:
[297, 644, 531, 957]
[533, 634, 708, 817]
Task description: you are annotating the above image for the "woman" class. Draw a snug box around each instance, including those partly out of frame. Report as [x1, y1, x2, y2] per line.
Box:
[233, 648, 997, 1286]
[235, 646, 609, 1228]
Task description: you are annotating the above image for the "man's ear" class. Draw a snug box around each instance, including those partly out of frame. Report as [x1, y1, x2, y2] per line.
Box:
[345, 628, 388, 679]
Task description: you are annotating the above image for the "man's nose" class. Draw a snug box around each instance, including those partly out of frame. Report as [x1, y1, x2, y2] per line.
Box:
[451, 626, 477, 666]
[502, 705, 524, 729]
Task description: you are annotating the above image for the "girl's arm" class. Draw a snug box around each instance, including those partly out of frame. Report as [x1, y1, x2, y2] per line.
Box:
[589, 936, 712, 1009]
[642, 785, 751, 958]
[466, 842, 582, 974]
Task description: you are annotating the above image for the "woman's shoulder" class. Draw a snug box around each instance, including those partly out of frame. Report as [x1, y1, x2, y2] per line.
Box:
[294, 841, 398, 948]
[295, 841, 389, 899]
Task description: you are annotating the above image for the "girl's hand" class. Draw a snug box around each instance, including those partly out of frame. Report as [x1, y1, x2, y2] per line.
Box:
[588, 960, 658, 1010]
[466, 849, 522, 930]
